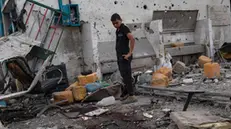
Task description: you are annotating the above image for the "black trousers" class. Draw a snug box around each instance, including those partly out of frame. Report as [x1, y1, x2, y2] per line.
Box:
[117, 55, 134, 96]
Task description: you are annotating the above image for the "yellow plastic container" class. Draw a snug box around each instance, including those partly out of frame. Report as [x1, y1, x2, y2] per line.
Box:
[65, 81, 79, 91]
[199, 55, 212, 67]
[53, 91, 74, 104]
[156, 67, 172, 80]
[86, 73, 98, 83]
[204, 63, 220, 78]
[152, 73, 169, 87]
[78, 72, 98, 86]
[72, 86, 87, 101]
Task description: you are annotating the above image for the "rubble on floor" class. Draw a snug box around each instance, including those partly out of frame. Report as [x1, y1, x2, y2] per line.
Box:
[171, 111, 231, 129]
[2, 48, 231, 129]
[4, 95, 231, 129]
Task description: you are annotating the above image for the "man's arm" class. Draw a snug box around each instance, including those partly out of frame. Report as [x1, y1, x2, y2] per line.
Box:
[123, 33, 135, 60]
[127, 33, 135, 55]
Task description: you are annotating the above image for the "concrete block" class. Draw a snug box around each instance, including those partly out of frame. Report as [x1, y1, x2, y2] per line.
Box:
[182, 78, 193, 84]
[170, 111, 230, 129]
[166, 45, 205, 56]
[173, 61, 186, 74]
[225, 73, 231, 79]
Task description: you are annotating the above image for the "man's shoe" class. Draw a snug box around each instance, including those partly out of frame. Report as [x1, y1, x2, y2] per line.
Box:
[120, 94, 129, 101]
[122, 96, 137, 104]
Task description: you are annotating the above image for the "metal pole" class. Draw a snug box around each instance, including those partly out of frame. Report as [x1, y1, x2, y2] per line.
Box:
[25, 3, 35, 24]
[50, 28, 64, 63]
[35, 8, 48, 40]
[183, 93, 194, 111]
[208, 19, 214, 60]
[40, 12, 55, 48]
[47, 13, 62, 49]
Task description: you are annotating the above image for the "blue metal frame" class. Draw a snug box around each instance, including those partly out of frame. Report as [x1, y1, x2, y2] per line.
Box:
[0, 0, 5, 36]
[61, 4, 80, 27]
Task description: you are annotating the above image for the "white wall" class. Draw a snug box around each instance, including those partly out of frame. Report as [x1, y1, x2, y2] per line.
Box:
[12, 0, 231, 80]
[72, 0, 230, 42]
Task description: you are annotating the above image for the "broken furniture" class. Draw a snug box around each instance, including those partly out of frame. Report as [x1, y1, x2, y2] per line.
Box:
[139, 85, 205, 111]
[0, 55, 52, 100]
[1, 56, 41, 93]
[42, 63, 69, 95]
[0, 45, 68, 100]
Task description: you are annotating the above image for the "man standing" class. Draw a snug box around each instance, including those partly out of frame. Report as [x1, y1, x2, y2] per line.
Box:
[111, 13, 137, 104]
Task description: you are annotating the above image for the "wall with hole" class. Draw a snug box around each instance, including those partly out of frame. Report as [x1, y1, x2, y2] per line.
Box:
[18, 0, 231, 42]
[13, 0, 231, 77]
[71, 0, 230, 42]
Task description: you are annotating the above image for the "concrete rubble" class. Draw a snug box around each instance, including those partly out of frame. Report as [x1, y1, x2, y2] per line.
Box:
[171, 111, 231, 129]
[173, 61, 187, 74]
[1, 0, 231, 129]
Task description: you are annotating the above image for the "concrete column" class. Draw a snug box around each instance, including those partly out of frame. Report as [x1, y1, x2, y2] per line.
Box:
[144, 20, 165, 70]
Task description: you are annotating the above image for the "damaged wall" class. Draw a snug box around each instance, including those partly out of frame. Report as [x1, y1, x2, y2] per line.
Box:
[70, 0, 231, 74]
[9, 0, 231, 80]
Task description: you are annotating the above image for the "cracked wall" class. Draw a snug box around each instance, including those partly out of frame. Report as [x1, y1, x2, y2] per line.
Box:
[14, 0, 231, 79]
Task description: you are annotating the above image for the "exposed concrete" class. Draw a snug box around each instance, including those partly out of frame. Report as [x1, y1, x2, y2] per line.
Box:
[50, 27, 83, 82]
[98, 39, 156, 73]
[207, 5, 231, 26]
[10, 0, 231, 79]
[152, 10, 198, 32]
[81, 23, 94, 72]
[171, 111, 230, 129]
[163, 32, 195, 44]
[194, 19, 209, 45]
[166, 45, 205, 56]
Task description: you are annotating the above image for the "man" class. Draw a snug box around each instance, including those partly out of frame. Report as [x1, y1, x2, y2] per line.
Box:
[111, 13, 137, 104]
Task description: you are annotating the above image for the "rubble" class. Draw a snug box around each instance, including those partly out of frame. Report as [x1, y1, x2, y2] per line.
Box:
[162, 108, 171, 113]
[85, 108, 109, 117]
[0, 121, 6, 129]
[225, 73, 231, 79]
[185, 73, 202, 78]
[37, 126, 58, 129]
[170, 111, 231, 129]
[182, 78, 194, 84]
[143, 112, 153, 118]
[137, 73, 152, 85]
[1, 1, 231, 129]
[214, 78, 219, 83]
[0, 101, 6, 108]
[173, 61, 186, 74]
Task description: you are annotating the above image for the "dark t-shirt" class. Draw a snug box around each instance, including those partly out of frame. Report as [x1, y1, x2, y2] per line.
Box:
[116, 24, 131, 57]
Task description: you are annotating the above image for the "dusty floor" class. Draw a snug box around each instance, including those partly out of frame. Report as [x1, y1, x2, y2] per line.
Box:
[3, 66, 231, 129]
[6, 94, 231, 129]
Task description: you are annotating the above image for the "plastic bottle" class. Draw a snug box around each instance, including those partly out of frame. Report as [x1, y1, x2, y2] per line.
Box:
[96, 96, 116, 107]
